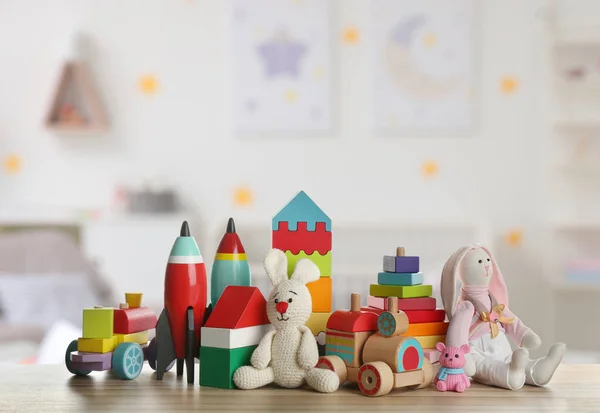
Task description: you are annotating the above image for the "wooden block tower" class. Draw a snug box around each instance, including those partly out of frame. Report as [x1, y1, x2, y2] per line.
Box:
[272, 190, 332, 352]
[367, 247, 448, 362]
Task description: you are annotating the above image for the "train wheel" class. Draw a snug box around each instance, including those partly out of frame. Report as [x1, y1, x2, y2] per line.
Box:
[112, 342, 144, 380]
[65, 340, 91, 377]
[146, 338, 175, 372]
[316, 355, 348, 383]
[357, 362, 394, 397]
[410, 359, 436, 390]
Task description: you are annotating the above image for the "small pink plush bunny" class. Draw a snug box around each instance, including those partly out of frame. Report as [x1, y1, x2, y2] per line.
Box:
[434, 342, 471, 393]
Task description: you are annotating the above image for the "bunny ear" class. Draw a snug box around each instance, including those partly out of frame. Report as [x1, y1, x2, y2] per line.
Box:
[460, 343, 470, 354]
[441, 245, 473, 318]
[289, 258, 320, 285]
[435, 342, 446, 352]
[480, 245, 509, 307]
[263, 249, 288, 286]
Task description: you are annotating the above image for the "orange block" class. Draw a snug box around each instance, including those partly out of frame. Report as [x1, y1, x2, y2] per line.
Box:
[307, 276, 332, 312]
[404, 321, 449, 337]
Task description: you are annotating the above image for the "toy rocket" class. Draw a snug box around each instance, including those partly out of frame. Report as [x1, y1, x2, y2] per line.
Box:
[210, 217, 251, 306]
[155, 221, 208, 384]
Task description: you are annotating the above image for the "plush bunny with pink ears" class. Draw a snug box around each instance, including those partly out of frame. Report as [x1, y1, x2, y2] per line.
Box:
[441, 244, 566, 390]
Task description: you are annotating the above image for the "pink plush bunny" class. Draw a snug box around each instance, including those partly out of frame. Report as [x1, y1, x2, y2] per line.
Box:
[441, 244, 566, 390]
[434, 342, 471, 393]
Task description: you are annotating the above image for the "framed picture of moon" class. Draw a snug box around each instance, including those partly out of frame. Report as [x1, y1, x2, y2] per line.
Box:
[231, 0, 331, 135]
[371, 0, 477, 136]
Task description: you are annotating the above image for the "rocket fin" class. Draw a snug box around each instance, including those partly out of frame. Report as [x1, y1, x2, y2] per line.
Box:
[155, 308, 176, 380]
[185, 307, 195, 384]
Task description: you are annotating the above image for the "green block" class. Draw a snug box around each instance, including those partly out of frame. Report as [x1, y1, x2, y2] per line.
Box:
[369, 284, 432, 299]
[82, 308, 114, 339]
[285, 250, 332, 278]
[199, 345, 256, 389]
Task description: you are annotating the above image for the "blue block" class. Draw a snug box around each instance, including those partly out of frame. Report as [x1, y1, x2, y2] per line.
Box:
[383, 255, 419, 273]
[272, 190, 331, 231]
[377, 272, 423, 286]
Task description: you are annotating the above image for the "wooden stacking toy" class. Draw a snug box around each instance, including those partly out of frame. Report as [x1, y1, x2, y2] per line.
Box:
[367, 247, 449, 362]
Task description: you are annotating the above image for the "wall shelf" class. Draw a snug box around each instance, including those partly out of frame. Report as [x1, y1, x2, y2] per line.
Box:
[44, 61, 108, 134]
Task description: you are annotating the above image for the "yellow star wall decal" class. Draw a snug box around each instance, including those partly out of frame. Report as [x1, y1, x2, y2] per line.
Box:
[233, 186, 254, 207]
[3, 154, 22, 175]
[421, 160, 439, 178]
[500, 76, 519, 94]
[342, 27, 360, 44]
[423, 33, 437, 48]
[505, 229, 523, 247]
[139, 75, 159, 95]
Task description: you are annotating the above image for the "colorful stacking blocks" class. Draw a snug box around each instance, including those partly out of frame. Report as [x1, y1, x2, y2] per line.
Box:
[272, 190, 333, 354]
[199, 286, 271, 389]
[368, 247, 448, 361]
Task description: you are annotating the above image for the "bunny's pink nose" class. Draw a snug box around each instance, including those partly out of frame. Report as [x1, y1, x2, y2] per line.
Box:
[276, 301, 289, 314]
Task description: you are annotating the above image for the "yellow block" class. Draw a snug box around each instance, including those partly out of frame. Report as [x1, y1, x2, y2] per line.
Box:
[82, 308, 114, 339]
[78, 336, 118, 353]
[115, 330, 149, 345]
[305, 312, 331, 336]
[125, 293, 143, 308]
[414, 335, 446, 349]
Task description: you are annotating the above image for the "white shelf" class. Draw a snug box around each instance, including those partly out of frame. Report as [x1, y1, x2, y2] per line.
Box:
[555, 119, 600, 131]
[555, 79, 600, 93]
[549, 221, 600, 231]
[552, 28, 600, 48]
[552, 282, 600, 293]
[556, 163, 600, 175]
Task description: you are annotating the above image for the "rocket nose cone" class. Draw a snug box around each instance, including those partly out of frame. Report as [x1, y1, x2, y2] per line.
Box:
[226, 217, 236, 233]
[180, 221, 190, 237]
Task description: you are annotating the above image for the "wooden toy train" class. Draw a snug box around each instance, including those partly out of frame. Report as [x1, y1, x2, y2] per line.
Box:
[316, 293, 438, 397]
[65, 293, 174, 380]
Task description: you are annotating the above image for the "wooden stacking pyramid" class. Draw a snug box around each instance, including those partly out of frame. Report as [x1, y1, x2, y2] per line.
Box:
[45, 60, 108, 133]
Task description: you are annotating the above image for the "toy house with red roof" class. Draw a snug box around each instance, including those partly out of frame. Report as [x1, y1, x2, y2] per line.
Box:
[199, 286, 271, 388]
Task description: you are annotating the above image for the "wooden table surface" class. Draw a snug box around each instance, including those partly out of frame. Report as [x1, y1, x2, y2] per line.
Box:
[0, 364, 598, 412]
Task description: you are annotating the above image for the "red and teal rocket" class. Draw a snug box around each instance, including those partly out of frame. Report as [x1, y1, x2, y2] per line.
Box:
[210, 217, 251, 306]
[155, 221, 208, 384]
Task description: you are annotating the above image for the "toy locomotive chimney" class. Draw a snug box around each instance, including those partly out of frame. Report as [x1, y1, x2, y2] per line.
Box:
[396, 247, 405, 256]
[351, 293, 361, 312]
[387, 296, 398, 314]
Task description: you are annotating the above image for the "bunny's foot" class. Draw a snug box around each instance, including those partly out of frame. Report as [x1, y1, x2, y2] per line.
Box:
[233, 366, 274, 390]
[507, 348, 529, 390]
[525, 342, 566, 387]
[305, 368, 339, 393]
[436, 381, 447, 392]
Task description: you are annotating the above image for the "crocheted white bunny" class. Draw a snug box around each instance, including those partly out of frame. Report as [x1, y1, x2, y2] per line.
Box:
[233, 249, 339, 393]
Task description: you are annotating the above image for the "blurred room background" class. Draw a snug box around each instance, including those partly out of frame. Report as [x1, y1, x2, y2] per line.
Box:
[0, 0, 599, 365]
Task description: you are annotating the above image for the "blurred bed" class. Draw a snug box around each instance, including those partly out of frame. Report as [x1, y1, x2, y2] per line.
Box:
[0, 224, 114, 363]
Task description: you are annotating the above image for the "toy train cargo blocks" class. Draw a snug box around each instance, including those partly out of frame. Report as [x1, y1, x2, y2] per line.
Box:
[66, 293, 162, 381]
[200, 286, 271, 389]
[272, 190, 332, 313]
[317, 294, 437, 397]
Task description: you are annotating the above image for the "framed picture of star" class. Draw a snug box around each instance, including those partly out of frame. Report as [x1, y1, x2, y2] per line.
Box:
[371, 0, 477, 136]
[231, 0, 331, 134]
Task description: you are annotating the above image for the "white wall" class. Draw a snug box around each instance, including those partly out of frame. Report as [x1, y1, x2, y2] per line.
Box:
[1, 0, 599, 356]
[0, 0, 550, 227]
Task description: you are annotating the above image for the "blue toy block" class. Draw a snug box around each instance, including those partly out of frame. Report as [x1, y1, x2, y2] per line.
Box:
[272, 190, 331, 232]
[383, 255, 419, 273]
[377, 271, 423, 286]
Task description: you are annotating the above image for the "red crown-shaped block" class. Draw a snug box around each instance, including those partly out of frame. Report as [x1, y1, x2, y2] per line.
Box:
[272, 221, 332, 255]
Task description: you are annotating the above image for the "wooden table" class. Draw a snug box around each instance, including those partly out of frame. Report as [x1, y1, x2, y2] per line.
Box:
[0, 364, 598, 412]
